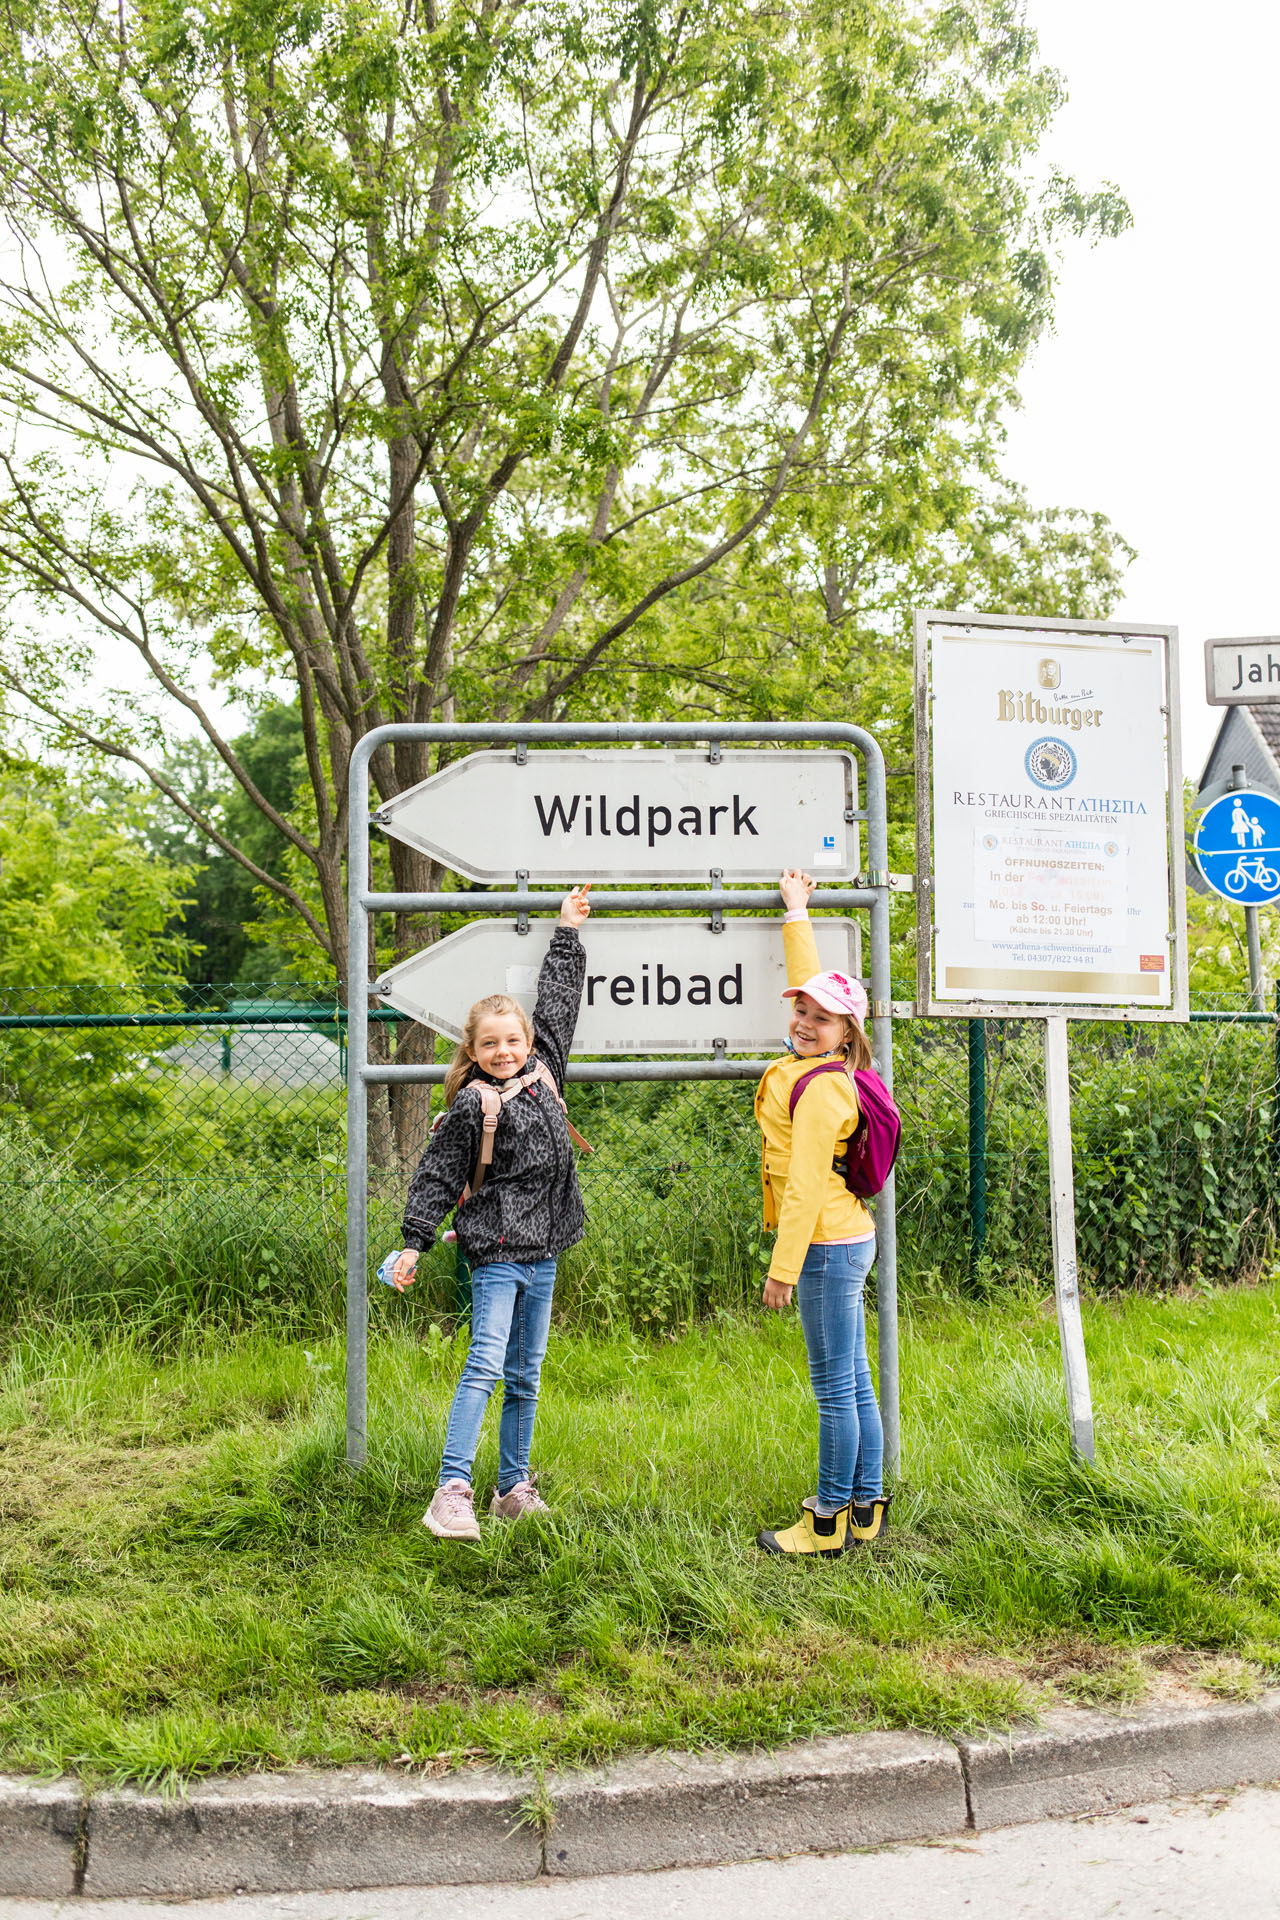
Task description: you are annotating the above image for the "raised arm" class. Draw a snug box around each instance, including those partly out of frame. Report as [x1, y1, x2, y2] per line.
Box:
[532, 886, 590, 1089]
[780, 867, 821, 983]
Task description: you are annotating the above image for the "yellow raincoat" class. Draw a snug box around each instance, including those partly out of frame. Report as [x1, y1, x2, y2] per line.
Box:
[754, 917, 873, 1286]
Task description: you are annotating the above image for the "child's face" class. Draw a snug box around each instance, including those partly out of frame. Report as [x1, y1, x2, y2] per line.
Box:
[468, 1013, 531, 1079]
[789, 992, 848, 1058]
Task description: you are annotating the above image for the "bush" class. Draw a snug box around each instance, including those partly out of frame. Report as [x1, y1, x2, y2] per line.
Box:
[0, 1014, 1275, 1336]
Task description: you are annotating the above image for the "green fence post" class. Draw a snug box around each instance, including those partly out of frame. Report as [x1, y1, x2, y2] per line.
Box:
[968, 1017, 987, 1275]
[220, 1029, 232, 1074]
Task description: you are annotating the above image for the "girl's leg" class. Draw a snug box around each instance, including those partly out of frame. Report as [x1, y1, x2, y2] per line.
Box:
[438, 1262, 520, 1486]
[796, 1243, 859, 1511]
[496, 1258, 557, 1493]
[846, 1240, 884, 1503]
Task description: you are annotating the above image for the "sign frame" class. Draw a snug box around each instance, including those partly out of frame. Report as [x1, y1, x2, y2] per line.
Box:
[344, 719, 901, 1477]
[913, 608, 1188, 1025]
[1203, 634, 1280, 706]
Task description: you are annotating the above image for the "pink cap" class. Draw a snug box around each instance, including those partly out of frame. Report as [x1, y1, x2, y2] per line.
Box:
[783, 970, 869, 1025]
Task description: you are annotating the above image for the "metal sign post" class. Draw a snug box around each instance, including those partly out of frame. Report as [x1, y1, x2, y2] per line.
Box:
[1044, 1014, 1094, 1460]
[914, 610, 1186, 1463]
[346, 722, 899, 1473]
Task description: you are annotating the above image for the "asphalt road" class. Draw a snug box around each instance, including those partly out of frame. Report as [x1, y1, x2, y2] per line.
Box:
[3, 1785, 1277, 1920]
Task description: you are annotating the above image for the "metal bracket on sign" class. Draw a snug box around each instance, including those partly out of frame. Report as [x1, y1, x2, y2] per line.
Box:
[708, 741, 722, 765]
[712, 1036, 727, 1060]
[709, 868, 724, 933]
[514, 741, 528, 766]
[370, 808, 390, 828]
[516, 870, 530, 935]
[858, 869, 915, 892]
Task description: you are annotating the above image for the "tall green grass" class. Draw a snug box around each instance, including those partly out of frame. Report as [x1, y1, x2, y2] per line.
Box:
[1, 1285, 1277, 1786]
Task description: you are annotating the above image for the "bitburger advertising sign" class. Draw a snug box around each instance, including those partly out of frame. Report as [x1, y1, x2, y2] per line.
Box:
[914, 611, 1186, 1020]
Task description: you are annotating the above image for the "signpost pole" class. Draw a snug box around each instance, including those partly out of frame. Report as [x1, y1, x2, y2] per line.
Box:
[861, 732, 900, 1478]
[345, 741, 372, 1469]
[1044, 1014, 1095, 1463]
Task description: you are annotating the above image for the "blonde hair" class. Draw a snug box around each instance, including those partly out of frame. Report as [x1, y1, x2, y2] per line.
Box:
[442, 993, 535, 1107]
[840, 1015, 873, 1074]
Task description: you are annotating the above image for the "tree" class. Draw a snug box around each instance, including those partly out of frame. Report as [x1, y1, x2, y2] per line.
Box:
[0, 0, 1126, 1158]
[0, 760, 197, 1156]
[146, 704, 310, 982]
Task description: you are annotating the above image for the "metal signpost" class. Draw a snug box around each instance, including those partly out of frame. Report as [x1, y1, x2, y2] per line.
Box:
[915, 611, 1186, 1461]
[346, 723, 899, 1472]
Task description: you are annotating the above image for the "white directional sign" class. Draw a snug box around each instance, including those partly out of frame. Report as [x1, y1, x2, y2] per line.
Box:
[375, 917, 863, 1054]
[1204, 635, 1280, 705]
[375, 749, 859, 883]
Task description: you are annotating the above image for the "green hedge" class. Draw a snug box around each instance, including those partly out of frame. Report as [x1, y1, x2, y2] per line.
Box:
[0, 1019, 1275, 1334]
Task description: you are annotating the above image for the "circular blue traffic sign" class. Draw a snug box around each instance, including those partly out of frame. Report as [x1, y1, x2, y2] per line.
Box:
[1195, 790, 1280, 904]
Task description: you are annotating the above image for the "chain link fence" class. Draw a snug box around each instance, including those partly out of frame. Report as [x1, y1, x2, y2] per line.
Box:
[1, 982, 1276, 1331]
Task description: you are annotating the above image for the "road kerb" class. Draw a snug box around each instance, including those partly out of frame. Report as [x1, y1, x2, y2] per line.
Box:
[80, 1768, 540, 1898]
[543, 1731, 965, 1877]
[956, 1694, 1280, 1829]
[4, 1691, 1277, 1898]
[0, 1778, 84, 1897]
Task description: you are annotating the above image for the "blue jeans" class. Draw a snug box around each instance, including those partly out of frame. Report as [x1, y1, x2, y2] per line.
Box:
[796, 1239, 883, 1511]
[439, 1258, 557, 1493]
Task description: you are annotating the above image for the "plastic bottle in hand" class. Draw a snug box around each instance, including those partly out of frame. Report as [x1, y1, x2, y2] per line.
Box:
[376, 1250, 411, 1289]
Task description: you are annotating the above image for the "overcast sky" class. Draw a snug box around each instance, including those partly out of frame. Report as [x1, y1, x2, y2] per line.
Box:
[1005, 0, 1279, 783]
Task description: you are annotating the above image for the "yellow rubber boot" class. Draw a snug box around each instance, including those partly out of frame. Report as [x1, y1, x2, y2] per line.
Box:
[757, 1497, 850, 1557]
[846, 1494, 892, 1544]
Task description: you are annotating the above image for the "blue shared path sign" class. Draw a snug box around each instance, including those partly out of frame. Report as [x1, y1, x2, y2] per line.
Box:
[1195, 790, 1280, 904]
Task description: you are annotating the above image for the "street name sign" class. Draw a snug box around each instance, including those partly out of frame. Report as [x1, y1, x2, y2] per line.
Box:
[375, 748, 859, 883]
[1204, 635, 1280, 705]
[915, 613, 1184, 1019]
[1194, 789, 1280, 904]
[375, 917, 862, 1054]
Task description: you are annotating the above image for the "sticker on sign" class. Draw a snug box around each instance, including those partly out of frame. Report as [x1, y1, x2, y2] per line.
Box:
[375, 748, 859, 884]
[376, 917, 863, 1054]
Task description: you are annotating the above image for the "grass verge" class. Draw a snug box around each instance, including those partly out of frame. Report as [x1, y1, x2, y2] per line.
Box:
[1, 1283, 1278, 1787]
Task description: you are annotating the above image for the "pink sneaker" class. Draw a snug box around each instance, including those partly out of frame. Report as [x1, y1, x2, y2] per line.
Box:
[423, 1479, 481, 1541]
[489, 1479, 550, 1520]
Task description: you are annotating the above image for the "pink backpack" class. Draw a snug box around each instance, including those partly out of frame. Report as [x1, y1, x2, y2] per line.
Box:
[440, 1061, 594, 1203]
[787, 1060, 901, 1197]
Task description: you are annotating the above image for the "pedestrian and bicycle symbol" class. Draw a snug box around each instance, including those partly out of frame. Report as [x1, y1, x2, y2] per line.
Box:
[1194, 789, 1280, 903]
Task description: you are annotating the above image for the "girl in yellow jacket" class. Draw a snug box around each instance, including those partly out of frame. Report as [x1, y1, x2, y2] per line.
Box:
[755, 868, 890, 1557]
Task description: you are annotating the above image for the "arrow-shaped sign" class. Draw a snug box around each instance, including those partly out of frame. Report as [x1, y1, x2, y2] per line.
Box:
[375, 748, 859, 884]
[376, 917, 863, 1054]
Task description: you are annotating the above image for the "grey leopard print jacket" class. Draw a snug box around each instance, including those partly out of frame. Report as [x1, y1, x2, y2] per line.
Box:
[401, 926, 586, 1267]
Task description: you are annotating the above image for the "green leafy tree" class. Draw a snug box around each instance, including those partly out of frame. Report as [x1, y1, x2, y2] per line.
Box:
[0, 0, 1127, 1157]
[0, 764, 197, 1158]
[148, 705, 309, 982]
